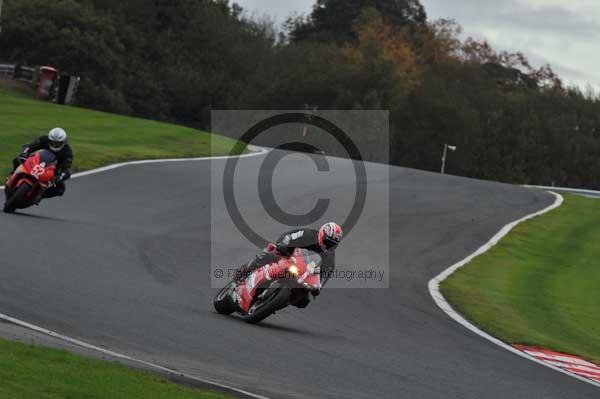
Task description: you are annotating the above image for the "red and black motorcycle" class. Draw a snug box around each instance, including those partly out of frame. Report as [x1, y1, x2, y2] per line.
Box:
[3, 149, 58, 213]
[214, 247, 322, 324]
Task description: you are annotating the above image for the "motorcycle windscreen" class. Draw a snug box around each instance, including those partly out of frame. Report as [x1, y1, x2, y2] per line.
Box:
[36, 149, 58, 165]
[294, 248, 322, 289]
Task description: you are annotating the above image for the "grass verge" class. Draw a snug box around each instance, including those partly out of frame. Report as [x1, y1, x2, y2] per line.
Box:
[0, 337, 230, 399]
[441, 194, 600, 364]
[0, 83, 244, 181]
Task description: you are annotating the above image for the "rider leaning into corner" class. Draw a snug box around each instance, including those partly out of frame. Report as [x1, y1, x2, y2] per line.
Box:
[11, 128, 73, 200]
[235, 222, 344, 295]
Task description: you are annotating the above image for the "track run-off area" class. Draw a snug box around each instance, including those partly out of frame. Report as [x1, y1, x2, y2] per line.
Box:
[0, 150, 597, 399]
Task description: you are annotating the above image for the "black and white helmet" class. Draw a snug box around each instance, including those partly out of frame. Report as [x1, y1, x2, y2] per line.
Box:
[48, 127, 67, 152]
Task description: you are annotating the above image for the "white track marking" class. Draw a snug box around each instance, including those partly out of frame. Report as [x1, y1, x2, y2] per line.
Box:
[70, 146, 268, 179]
[1, 147, 270, 399]
[1, 146, 268, 190]
[524, 351, 599, 368]
[516, 346, 600, 382]
[429, 191, 600, 389]
[0, 312, 270, 399]
[524, 185, 600, 196]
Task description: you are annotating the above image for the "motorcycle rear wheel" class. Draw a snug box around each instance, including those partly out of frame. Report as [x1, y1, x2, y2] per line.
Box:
[243, 287, 291, 324]
[3, 183, 31, 213]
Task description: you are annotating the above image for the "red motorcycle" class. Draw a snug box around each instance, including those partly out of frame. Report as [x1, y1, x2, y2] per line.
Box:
[4, 149, 57, 213]
[214, 247, 322, 324]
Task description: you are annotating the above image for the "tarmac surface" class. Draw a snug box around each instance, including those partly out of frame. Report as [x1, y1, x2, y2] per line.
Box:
[0, 151, 596, 398]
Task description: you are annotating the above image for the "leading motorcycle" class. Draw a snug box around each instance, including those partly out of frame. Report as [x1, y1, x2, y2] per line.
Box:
[4, 149, 57, 213]
[214, 247, 322, 324]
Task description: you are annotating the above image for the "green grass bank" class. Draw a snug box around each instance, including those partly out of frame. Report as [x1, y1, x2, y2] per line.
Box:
[0, 337, 230, 399]
[441, 194, 600, 364]
[0, 83, 243, 181]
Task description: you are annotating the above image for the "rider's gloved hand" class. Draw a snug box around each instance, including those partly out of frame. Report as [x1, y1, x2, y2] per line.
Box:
[18, 147, 30, 163]
[275, 234, 293, 257]
[276, 242, 291, 257]
[256, 250, 277, 266]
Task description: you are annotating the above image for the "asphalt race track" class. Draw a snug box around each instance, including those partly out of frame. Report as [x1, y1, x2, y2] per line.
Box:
[0, 151, 597, 399]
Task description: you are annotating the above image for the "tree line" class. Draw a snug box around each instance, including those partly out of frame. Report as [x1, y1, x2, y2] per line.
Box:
[1, 0, 599, 188]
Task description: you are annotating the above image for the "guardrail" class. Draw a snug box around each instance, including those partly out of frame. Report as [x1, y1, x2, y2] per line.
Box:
[15, 65, 36, 84]
[0, 63, 37, 83]
[525, 185, 600, 198]
[0, 63, 15, 79]
[0, 62, 79, 104]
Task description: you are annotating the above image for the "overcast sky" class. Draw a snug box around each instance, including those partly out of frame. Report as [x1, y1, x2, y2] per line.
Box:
[236, 0, 600, 90]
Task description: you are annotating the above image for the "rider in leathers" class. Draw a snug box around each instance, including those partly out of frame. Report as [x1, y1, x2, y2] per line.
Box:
[235, 222, 343, 291]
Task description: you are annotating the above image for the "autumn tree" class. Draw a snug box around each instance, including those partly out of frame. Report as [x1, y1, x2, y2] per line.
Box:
[288, 0, 427, 43]
[342, 8, 420, 94]
[415, 19, 462, 65]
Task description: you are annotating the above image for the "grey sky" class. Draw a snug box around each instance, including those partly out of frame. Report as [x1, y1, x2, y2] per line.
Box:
[235, 0, 600, 90]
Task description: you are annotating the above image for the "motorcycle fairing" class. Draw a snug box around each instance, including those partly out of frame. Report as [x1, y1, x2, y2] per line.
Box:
[236, 248, 322, 313]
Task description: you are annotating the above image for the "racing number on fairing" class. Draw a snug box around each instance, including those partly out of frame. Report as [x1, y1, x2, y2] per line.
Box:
[31, 162, 46, 179]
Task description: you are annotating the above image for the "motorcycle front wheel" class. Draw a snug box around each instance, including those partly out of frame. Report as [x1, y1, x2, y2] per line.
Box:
[214, 281, 236, 315]
[3, 183, 31, 213]
[243, 286, 291, 324]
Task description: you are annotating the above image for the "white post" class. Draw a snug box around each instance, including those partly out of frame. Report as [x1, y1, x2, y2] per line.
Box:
[441, 144, 447, 174]
[441, 144, 457, 174]
[302, 104, 318, 137]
